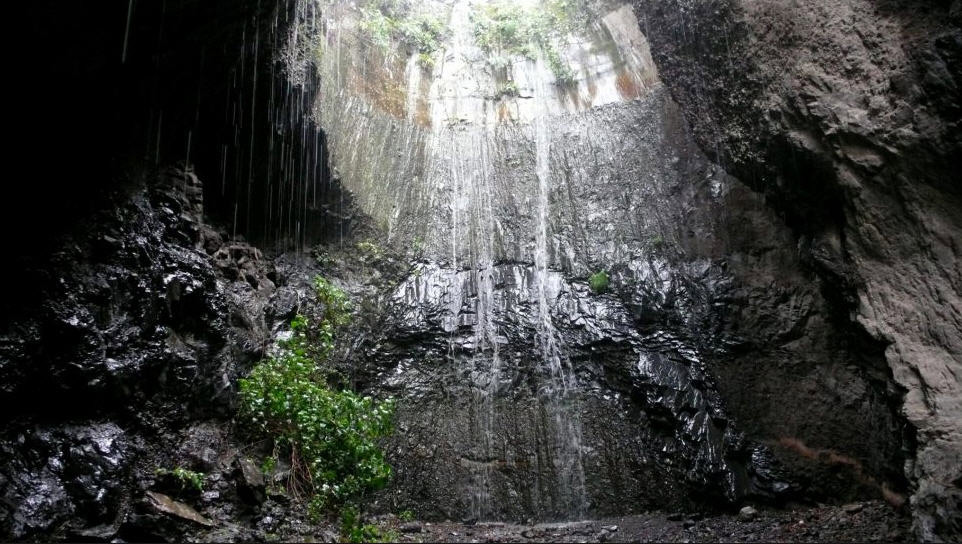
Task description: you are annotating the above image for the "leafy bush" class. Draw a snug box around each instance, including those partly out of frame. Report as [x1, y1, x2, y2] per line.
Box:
[417, 52, 435, 69]
[261, 455, 277, 476]
[355, 240, 384, 262]
[493, 80, 520, 100]
[543, 45, 575, 85]
[358, 2, 448, 56]
[471, 2, 538, 58]
[410, 236, 425, 256]
[397, 13, 447, 54]
[238, 276, 394, 515]
[589, 270, 609, 294]
[649, 234, 666, 250]
[359, 7, 395, 50]
[312, 276, 352, 359]
[398, 509, 415, 522]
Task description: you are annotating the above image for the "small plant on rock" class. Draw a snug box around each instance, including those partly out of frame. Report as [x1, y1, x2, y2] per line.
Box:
[417, 52, 435, 69]
[493, 80, 520, 100]
[312, 276, 353, 359]
[156, 466, 205, 493]
[261, 455, 277, 476]
[355, 240, 384, 262]
[589, 270, 609, 294]
[410, 235, 425, 256]
[649, 234, 666, 251]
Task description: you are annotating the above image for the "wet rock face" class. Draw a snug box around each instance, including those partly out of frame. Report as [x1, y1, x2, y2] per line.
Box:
[365, 264, 773, 520]
[0, 169, 270, 422]
[0, 168, 279, 539]
[0, 423, 129, 539]
[629, 0, 961, 540]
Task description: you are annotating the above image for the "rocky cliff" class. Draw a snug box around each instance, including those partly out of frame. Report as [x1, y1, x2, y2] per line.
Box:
[629, 0, 961, 540]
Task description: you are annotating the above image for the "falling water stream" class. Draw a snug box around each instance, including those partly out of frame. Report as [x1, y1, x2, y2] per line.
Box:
[531, 54, 588, 519]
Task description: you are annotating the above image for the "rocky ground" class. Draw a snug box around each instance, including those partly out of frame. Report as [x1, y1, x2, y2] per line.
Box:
[378, 501, 908, 543]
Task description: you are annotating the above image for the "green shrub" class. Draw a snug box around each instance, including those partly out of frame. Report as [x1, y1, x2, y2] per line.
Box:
[359, 7, 395, 50]
[397, 12, 447, 54]
[470, 0, 587, 84]
[471, 2, 538, 58]
[313, 276, 352, 326]
[311, 276, 352, 359]
[398, 509, 415, 522]
[239, 340, 394, 505]
[493, 80, 520, 100]
[544, 45, 575, 85]
[261, 455, 277, 476]
[589, 270, 609, 294]
[649, 234, 666, 250]
[238, 276, 394, 516]
[355, 240, 384, 262]
[417, 52, 435, 69]
[411, 236, 425, 256]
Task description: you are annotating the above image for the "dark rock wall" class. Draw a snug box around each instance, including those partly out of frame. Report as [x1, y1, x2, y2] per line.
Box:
[0, 168, 274, 539]
[353, 96, 906, 521]
[630, 0, 962, 540]
[316, 82, 907, 522]
[305, 1, 912, 523]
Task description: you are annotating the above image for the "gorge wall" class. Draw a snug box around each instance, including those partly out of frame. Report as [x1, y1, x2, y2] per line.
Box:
[1, 0, 959, 541]
[305, 0, 912, 527]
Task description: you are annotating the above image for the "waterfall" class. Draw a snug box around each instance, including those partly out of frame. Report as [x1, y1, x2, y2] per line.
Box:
[404, 54, 422, 124]
[307, 0, 659, 520]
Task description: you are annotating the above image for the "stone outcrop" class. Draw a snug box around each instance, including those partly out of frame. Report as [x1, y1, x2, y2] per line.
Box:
[629, 0, 961, 540]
